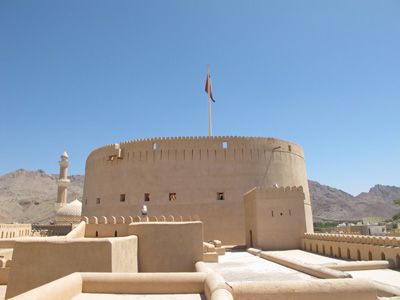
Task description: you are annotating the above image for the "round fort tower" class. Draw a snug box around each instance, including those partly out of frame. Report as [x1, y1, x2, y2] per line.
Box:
[82, 136, 313, 245]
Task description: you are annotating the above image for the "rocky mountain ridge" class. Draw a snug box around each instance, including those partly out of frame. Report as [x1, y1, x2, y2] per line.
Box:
[0, 169, 399, 224]
[309, 180, 400, 222]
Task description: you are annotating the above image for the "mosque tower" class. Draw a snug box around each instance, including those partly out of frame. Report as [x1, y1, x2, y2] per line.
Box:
[55, 149, 70, 212]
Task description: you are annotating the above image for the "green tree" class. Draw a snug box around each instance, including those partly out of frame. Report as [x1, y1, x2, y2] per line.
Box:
[393, 199, 400, 221]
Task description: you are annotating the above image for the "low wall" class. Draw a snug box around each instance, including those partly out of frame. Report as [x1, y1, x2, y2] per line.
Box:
[83, 215, 201, 238]
[5, 236, 138, 299]
[302, 233, 400, 268]
[81, 272, 206, 294]
[128, 221, 203, 272]
[0, 224, 31, 239]
[7, 271, 231, 300]
[7, 271, 378, 300]
[7, 273, 83, 300]
[230, 278, 377, 300]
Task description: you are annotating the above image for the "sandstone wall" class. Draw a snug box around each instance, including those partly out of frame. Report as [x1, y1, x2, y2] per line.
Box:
[82, 136, 312, 244]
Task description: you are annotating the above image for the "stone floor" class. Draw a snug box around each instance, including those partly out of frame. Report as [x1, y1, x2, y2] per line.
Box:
[204, 249, 400, 294]
[204, 250, 317, 282]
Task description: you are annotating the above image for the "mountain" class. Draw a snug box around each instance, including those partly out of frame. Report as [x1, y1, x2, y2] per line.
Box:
[309, 181, 400, 222]
[0, 169, 84, 224]
[0, 169, 399, 224]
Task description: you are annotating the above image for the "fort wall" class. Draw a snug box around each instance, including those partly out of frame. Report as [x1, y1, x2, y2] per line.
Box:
[0, 224, 31, 239]
[82, 136, 313, 245]
[301, 233, 400, 268]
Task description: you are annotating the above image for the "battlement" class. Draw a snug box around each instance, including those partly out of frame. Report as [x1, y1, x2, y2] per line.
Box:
[303, 232, 400, 247]
[82, 215, 201, 224]
[245, 186, 305, 200]
[86, 136, 305, 165]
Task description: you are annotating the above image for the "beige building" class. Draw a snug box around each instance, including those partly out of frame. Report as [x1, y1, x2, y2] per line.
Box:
[244, 186, 307, 250]
[82, 136, 313, 245]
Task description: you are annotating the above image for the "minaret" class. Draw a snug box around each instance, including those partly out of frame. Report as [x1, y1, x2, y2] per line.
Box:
[55, 148, 70, 212]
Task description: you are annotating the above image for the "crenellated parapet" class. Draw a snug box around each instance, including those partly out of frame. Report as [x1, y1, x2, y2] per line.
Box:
[245, 186, 305, 200]
[301, 232, 400, 267]
[302, 232, 400, 248]
[82, 215, 201, 224]
[0, 224, 31, 239]
[86, 136, 304, 164]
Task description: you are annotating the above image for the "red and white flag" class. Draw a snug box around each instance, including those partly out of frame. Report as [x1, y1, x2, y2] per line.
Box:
[205, 73, 215, 102]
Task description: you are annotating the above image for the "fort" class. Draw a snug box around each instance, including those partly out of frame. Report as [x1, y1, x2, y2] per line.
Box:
[82, 136, 313, 244]
[1, 138, 400, 300]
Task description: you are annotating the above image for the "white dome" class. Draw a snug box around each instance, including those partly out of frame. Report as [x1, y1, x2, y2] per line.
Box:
[61, 150, 69, 160]
[55, 199, 82, 224]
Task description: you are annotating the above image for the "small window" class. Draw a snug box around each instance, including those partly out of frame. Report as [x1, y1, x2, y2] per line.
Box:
[144, 193, 150, 202]
[96, 198, 101, 204]
[217, 192, 225, 200]
[120, 194, 126, 202]
[272, 210, 274, 217]
[169, 193, 176, 201]
[153, 143, 157, 150]
[223, 142, 228, 149]
[288, 145, 292, 151]
[85, 199, 87, 205]
[280, 212, 283, 216]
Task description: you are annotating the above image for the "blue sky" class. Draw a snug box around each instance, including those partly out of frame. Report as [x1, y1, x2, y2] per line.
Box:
[1, 0, 399, 196]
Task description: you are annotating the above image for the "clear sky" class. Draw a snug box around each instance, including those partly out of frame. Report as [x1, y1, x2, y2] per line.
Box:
[1, 0, 399, 196]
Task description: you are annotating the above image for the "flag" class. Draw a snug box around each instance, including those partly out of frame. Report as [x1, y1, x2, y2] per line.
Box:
[205, 73, 215, 102]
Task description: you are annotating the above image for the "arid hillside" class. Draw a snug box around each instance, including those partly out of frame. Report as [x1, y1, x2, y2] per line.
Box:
[0, 169, 399, 224]
[0, 169, 84, 224]
[309, 180, 400, 222]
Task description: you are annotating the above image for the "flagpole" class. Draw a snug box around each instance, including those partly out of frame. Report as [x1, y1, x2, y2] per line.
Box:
[207, 64, 212, 137]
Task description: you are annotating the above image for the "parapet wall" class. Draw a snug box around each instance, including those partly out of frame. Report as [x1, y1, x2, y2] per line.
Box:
[83, 136, 313, 245]
[0, 224, 31, 239]
[82, 215, 201, 238]
[302, 233, 400, 268]
[245, 186, 305, 199]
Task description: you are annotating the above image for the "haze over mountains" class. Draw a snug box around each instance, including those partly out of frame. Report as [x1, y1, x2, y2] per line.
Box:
[0, 169, 399, 224]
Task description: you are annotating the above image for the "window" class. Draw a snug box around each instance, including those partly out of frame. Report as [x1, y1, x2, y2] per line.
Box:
[120, 194, 126, 202]
[96, 198, 101, 204]
[169, 193, 176, 201]
[288, 145, 292, 151]
[85, 199, 87, 205]
[153, 143, 157, 150]
[217, 192, 224, 200]
[144, 193, 150, 202]
[223, 142, 228, 149]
